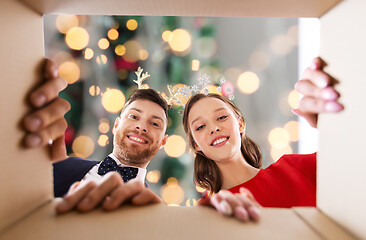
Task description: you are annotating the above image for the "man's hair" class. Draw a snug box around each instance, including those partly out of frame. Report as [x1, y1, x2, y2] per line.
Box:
[122, 88, 169, 121]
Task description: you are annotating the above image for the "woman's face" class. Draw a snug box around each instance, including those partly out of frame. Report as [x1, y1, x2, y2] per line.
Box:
[188, 97, 245, 163]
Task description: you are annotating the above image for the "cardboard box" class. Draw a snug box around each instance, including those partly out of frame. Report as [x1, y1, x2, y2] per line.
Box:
[0, 0, 363, 239]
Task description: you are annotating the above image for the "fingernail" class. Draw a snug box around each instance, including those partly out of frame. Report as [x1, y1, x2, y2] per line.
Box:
[311, 62, 318, 70]
[27, 117, 41, 131]
[321, 89, 337, 100]
[80, 197, 91, 207]
[318, 78, 328, 88]
[325, 102, 343, 112]
[56, 200, 68, 212]
[25, 134, 41, 147]
[219, 200, 233, 216]
[35, 94, 46, 107]
[248, 206, 261, 221]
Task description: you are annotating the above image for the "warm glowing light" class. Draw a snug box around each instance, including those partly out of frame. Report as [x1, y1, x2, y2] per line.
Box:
[89, 85, 101, 96]
[53, 51, 73, 65]
[172, 84, 192, 106]
[115, 45, 126, 56]
[65, 27, 89, 50]
[96, 54, 108, 65]
[146, 170, 161, 183]
[72, 136, 95, 158]
[168, 29, 192, 53]
[102, 89, 126, 113]
[161, 180, 185, 205]
[268, 128, 290, 149]
[98, 121, 110, 133]
[201, 85, 221, 95]
[117, 69, 128, 80]
[56, 15, 79, 34]
[270, 34, 293, 55]
[126, 19, 138, 31]
[162, 30, 172, 42]
[139, 49, 149, 60]
[98, 134, 109, 147]
[58, 61, 80, 84]
[164, 135, 186, 158]
[84, 48, 94, 60]
[237, 71, 260, 94]
[249, 50, 269, 72]
[98, 38, 110, 50]
[108, 28, 119, 40]
[288, 90, 300, 109]
[196, 37, 217, 58]
[284, 121, 299, 142]
[192, 59, 200, 71]
[271, 144, 293, 162]
[123, 40, 142, 62]
[186, 199, 198, 207]
[287, 25, 299, 46]
[196, 185, 206, 193]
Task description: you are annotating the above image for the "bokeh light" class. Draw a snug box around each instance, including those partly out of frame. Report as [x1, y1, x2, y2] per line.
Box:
[168, 29, 192, 54]
[162, 30, 172, 42]
[161, 177, 185, 205]
[98, 134, 109, 147]
[146, 170, 161, 183]
[84, 48, 94, 60]
[287, 25, 299, 46]
[249, 50, 269, 72]
[284, 121, 299, 142]
[237, 71, 260, 94]
[117, 69, 128, 80]
[72, 135, 95, 158]
[271, 144, 293, 162]
[123, 40, 142, 62]
[98, 38, 110, 50]
[164, 135, 186, 158]
[65, 27, 89, 50]
[126, 19, 138, 31]
[201, 85, 221, 95]
[268, 127, 290, 149]
[185, 199, 198, 207]
[98, 121, 110, 133]
[96, 54, 108, 65]
[270, 34, 293, 55]
[56, 15, 79, 34]
[108, 28, 119, 40]
[89, 85, 101, 96]
[58, 61, 80, 84]
[192, 59, 200, 71]
[115, 45, 126, 56]
[102, 88, 126, 113]
[196, 185, 206, 193]
[139, 49, 149, 60]
[172, 84, 192, 106]
[288, 90, 300, 109]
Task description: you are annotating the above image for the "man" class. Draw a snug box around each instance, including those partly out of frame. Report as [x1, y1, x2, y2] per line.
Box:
[22, 57, 343, 220]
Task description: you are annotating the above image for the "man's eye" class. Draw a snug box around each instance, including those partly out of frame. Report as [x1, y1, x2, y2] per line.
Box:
[218, 115, 228, 121]
[152, 122, 160, 127]
[196, 125, 205, 131]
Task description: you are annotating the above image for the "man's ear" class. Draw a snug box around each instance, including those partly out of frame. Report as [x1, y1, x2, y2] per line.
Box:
[160, 134, 169, 149]
[113, 117, 120, 135]
[239, 118, 246, 134]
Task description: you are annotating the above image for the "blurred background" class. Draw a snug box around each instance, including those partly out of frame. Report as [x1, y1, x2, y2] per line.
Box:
[44, 15, 318, 206]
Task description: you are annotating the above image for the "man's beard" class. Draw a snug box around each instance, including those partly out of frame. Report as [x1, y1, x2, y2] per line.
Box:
[113, 129, 160, 166]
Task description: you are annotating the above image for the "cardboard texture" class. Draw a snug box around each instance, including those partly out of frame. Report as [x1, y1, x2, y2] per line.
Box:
[0, 0, 364, 239]
[2, 201, 323, 240]
[318, 0, 366, 239]
[0, 0, 52, 232]
[20, 0, 341, 17]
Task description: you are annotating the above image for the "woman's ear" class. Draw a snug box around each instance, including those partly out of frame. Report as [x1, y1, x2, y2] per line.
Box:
[239, 118, 246, 134]
[194, 142, 202, 152]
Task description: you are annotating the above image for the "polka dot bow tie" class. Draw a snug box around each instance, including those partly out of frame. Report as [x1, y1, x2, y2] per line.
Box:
[98, 156, 138, 182]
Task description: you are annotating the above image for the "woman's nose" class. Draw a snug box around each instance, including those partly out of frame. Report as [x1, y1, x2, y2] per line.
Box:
[210, 127, 220, 134]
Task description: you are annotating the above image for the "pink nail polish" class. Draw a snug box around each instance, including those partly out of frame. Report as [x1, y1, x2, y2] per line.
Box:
[325, 102, 342, 112]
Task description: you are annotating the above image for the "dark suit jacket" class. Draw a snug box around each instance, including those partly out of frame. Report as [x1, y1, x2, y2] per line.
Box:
[53, 157, 99, 197]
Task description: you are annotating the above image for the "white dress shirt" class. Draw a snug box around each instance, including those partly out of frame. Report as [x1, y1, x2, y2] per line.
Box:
[82, 153, 147, 184]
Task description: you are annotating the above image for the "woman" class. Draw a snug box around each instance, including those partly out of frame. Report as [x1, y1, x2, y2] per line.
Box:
[183, 58, 343, 208]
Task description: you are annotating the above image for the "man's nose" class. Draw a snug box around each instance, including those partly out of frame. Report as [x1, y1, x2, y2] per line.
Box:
[136, 124, 147, 132]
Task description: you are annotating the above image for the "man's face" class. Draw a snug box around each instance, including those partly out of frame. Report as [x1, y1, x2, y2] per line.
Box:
[112, 99, 168, 167]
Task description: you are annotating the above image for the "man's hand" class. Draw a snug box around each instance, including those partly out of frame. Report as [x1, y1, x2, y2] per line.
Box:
[294, 57, 344, 128]
[56, 172, 162, 214]
[22, 58, 70, 161]
[198, 188, 261, 222]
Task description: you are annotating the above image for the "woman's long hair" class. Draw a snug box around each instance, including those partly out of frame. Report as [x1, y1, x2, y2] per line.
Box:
[182, 93, 262, 193]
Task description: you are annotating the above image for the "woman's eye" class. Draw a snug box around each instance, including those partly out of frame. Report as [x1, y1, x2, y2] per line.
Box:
[196, 125, 205, 131]
[129, 115, 138, 119]
[218, 115, 228, 121]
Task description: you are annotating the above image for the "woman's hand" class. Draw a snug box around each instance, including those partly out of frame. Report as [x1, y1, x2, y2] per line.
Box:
[294, 57, 344, 128]
[198, 188, 261, 222]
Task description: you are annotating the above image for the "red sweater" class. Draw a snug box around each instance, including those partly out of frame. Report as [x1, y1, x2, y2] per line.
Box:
[228, 153, 317, 208]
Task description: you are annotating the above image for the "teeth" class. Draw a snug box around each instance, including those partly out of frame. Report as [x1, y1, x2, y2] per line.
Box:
[130, 136, 145, 143]
[213, 138, 227, 146]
